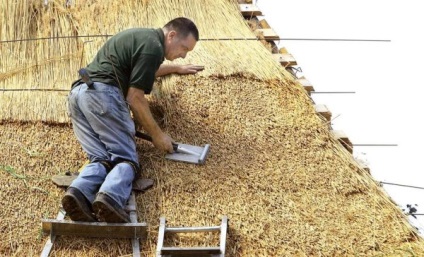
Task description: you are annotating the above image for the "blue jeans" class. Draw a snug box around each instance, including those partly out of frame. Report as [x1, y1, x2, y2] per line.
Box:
[67, 82, 138, 208]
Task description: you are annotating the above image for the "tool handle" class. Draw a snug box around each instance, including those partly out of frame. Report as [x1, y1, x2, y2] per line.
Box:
[78, 68, 94, 87]
[135, 131, 153, 142]
[135, 131, 178, 152]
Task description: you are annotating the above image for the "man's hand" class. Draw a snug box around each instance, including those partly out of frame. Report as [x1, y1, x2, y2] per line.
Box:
[156, 64, 204, 77]
[176, 64, 204, 74]
[151, 131, 174, 153]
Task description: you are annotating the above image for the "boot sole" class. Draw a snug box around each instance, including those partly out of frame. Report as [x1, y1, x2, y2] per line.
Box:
[62, 194, 96, 222]
[93, 199, 130, 223]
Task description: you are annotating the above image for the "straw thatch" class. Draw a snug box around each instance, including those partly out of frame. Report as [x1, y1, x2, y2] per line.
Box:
[1, 0, 424, 256]
[0, 0, 283, 121]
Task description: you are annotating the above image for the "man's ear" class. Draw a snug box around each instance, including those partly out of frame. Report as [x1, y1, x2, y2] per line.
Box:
[168, 30, 177, 41]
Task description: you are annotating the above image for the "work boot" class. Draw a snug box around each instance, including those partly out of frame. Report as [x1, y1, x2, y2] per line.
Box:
[93, 193, 130, 223]
[61, 187, 97, 222]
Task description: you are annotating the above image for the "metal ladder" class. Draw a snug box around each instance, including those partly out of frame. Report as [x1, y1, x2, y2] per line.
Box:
[41, 192, 146, 257]
[156, 216, 228, 257]
[40, 175, 153, 257]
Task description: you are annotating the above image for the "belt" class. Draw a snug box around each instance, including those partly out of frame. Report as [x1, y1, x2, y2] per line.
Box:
[71, 68, 119, 90]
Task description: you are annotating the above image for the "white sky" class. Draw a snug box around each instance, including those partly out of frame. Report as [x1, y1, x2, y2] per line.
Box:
[255, 0, 424, 231]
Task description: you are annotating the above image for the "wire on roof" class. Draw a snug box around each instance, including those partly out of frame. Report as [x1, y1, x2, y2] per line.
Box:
[311, 91, 356, 94]
[0, 35, 391, 44]
[380, 181, 424, 190]
[353, 144, 398, 147]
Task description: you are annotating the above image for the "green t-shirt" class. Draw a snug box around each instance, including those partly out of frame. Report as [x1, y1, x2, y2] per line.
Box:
[76, 28, 165, 97]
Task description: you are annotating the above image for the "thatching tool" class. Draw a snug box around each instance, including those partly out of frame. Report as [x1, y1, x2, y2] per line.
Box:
[135, 131, 210, 165]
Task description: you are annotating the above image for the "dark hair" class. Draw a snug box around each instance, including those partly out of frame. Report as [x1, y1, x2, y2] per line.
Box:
[164, 17, 199, 41]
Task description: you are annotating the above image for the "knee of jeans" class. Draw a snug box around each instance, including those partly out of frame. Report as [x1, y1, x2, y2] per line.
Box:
[91, 160, 114, 173]
[114, 159, 141, 179]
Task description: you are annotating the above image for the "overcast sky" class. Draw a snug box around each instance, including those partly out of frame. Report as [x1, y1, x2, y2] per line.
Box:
[255, 0, 424, 232]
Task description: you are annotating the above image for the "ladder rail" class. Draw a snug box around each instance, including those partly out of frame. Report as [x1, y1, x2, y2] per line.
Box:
[128, 193, 141, 257]
[156, 217, 167, 257]
[40, 208, 66, 257]
[219, 216, 228, 257]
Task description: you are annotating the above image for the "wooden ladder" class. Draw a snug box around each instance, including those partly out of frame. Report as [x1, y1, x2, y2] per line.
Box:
[40, 175, 153, 257]
[156, 216, 228, 257]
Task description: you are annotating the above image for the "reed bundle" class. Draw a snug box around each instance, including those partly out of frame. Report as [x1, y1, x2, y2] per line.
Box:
[1, 0, 423, 256]
[0, 0, 283, 121]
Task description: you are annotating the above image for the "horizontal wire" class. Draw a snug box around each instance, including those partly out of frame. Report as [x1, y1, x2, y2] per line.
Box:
[0, 34, 112, 43]
[277, 38, 390, 42]
[352, 144, 398, 147]
[201, 38, 390, 42]
[311, 91, 356, 94]
[380, 181, 424, 190]
[1, 89, 356, 93]
[0, 35, 391, 44]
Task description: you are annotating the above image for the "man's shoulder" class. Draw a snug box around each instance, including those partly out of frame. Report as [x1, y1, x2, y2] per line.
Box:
[116, 28, 163, 55]
[115, 28, 160, 42]
[117, 27, 154, 36]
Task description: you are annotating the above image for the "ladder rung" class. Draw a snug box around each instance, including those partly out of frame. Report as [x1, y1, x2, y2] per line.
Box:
[42, 219, 147, 239]
[161, 246, 221, 255]
[165, 226, 221, 233]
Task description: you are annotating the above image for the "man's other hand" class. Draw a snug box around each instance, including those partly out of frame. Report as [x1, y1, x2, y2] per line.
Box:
[177, 64, 204, 74]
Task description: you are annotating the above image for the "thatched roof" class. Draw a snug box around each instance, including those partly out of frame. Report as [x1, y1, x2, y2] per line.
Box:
[1, 0, 423, 256]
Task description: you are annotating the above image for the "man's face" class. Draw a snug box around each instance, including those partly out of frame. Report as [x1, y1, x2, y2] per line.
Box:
[164, 31, 197, 61]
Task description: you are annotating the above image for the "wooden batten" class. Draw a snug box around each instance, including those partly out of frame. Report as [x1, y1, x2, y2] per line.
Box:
[259, 19, 271, 29]
[297, 78, 315, 95]
[331, 130, 353, 153]
[314, 104, 332, 122]
[239, 4, 262, 17]
[355, 158, 370, 173]
[272, 53, 297, 67]
[256, 28, 279, 41]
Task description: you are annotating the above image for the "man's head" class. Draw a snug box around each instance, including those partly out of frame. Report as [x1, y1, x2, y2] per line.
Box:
[163, 17, 199, 61]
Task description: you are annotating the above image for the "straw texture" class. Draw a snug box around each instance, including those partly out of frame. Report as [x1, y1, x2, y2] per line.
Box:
[0, 0, 284, 121]
[1, 0, 423, 256]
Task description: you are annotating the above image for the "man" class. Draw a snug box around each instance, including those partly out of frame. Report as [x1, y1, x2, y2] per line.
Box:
[62, 17, 203, 223]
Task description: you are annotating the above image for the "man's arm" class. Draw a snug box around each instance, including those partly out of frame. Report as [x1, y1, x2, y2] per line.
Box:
[126, 86, 173, 152]
[155, 64, 204, 77]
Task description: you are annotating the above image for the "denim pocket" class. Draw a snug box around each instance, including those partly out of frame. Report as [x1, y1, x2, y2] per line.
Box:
[85, 89, 109, 116]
